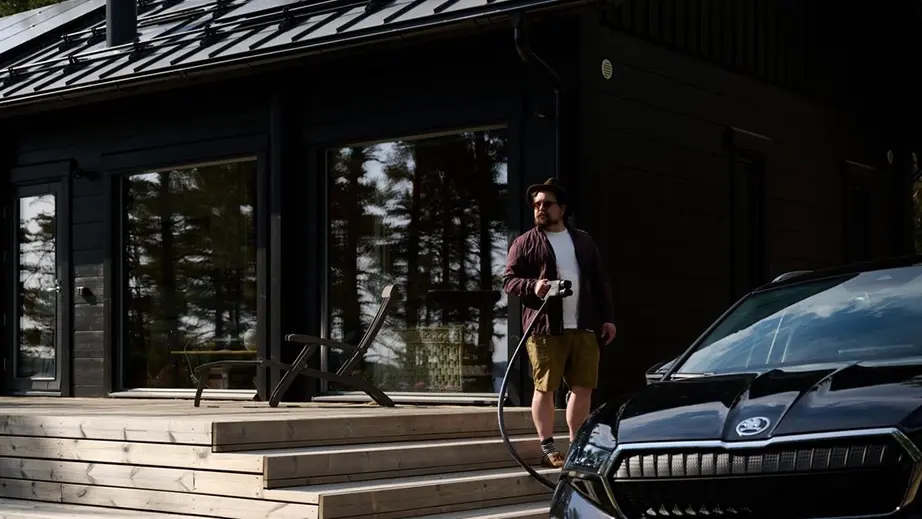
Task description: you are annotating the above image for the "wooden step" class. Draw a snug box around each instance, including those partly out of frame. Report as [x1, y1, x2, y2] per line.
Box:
[263, 466, 560, 519]
[0, 498, 200, 518]
[0, 436, 262, 473]
[0, 413, 214, 445]
[0, 478, 318, 519]
[0, 399, 567, 519]
[0, 399, 565, 452]
[260, 435, 571, 487]
[213, 408, 568, 452]
[416, 502, 551, 519]
[0, 457, 264, 499]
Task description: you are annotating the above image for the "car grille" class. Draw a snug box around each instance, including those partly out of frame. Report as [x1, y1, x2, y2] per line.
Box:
[609, 437, 916, 518]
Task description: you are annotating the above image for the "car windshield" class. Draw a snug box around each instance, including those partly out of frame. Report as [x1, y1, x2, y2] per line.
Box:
[675, 265, 922, 375]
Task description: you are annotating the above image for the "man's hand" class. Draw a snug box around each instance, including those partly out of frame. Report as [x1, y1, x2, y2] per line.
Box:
[534, 279, 551, 298]
[601, 322, 617, 345]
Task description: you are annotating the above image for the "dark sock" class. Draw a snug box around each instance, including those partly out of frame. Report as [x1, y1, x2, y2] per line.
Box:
[541, 436, 557, 455]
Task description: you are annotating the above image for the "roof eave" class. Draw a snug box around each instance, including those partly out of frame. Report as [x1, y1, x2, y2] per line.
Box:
[0, 0, 589, 116]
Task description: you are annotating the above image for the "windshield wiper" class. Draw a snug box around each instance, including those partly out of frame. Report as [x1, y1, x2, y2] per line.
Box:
[669, 372, 714, 379]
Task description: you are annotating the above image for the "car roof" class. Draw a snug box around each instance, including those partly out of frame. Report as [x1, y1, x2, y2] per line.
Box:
[755, 254, 922, 293]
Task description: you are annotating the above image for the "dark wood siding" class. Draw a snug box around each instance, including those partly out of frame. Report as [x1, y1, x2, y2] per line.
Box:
[601, 0, 886, 111]
[578, 14, 900, 405]
[8, 82, 270, 397]
[72, 177, 106, 396]
[1, 20, 578, 399]
[291, 22, 579, 404]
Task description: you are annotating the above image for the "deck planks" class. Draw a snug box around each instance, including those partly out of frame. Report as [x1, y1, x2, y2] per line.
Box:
[0, 436, 262, 473]
[0, 479, 319, 519]
[0, 398, 562, 519]
[0, 415, 212, 445]
[211, 407, 563, 452]
[0, 498, 201, 518]
[0, 457, 264, 498]
[267, 467, 559, 519]
[261, 435, 570, 487]
[416, 503, 551, 519]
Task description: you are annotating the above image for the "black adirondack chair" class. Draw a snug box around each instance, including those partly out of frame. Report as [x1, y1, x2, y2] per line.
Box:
[193, 284, 398, 408]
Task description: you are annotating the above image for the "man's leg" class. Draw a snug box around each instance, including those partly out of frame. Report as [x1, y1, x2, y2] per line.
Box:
[525, 334, 568, 468]
[564, 330, 600, 441]
[566, 386, 592, 442]
[531, 387, 556, 447]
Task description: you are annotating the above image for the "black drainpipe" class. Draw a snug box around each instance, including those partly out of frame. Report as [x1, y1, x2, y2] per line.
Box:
[514, 14, 570, 409]
[513, 13, 563, 183]
[107, 0, 138, 47]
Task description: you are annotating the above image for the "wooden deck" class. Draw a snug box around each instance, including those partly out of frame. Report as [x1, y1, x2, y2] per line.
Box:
[0, 398, 565, 518]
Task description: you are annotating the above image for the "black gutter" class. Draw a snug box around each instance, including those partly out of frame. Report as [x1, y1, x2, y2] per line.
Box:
[513, 12, 562, 182]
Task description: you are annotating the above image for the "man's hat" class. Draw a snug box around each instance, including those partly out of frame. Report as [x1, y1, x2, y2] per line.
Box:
[526, 177, 569, 207]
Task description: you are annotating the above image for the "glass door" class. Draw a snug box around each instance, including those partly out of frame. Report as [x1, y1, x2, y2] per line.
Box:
[119, 159, 259, 393]
[6, 183, 65, 393]
[320, 128, 512, 399]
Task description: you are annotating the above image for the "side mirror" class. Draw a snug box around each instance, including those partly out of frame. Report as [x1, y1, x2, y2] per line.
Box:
[644, 358, 677, 385]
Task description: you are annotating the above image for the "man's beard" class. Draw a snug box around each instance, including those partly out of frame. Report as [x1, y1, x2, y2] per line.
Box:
[535, 214, 559, 228]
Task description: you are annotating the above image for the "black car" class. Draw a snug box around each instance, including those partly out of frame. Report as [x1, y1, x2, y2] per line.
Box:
[550, 256, 922, 519]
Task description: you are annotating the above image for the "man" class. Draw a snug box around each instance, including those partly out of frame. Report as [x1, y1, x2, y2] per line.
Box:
[502, 178, 616, 468]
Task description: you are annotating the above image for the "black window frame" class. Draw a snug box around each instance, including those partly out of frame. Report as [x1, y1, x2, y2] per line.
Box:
[842, 159, 877, 264]
[727, 126, 773, 302]
[315, 124, 514, 398]
[105, 135, 270, 397]
[297, 93, 528, 403]
[2, 177, 72, 396]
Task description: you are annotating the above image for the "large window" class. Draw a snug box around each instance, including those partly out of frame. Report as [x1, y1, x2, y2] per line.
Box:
[326, 128, 510, 394]
[121, 159, 258, 390]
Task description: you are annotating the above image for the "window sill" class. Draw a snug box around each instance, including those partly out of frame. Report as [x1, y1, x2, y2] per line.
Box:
[108, 388, 257, 400]
[312, 391, 500, 406]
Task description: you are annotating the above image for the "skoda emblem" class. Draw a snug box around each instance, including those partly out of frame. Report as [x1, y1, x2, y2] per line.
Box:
[735, 416, 771, 436]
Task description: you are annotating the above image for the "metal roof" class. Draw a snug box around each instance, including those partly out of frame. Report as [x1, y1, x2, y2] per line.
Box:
[0, 0, 576, 109]
[0, 0, 104, 62]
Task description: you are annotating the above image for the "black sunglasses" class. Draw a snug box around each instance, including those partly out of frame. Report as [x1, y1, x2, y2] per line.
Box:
[533, 200, 559, 209]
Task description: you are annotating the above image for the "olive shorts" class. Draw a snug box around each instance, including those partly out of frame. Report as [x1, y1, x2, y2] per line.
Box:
[526, 329, 599, 392]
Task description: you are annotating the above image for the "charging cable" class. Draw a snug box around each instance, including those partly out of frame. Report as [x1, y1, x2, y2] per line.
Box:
[497, 279, 574, 490]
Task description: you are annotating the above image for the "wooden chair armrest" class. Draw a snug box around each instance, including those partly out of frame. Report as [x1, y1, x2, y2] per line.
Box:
[284, 334, 360, 353]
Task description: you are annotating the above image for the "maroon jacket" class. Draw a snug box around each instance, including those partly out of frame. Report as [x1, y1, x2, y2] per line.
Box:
[502, 226, 615, 337]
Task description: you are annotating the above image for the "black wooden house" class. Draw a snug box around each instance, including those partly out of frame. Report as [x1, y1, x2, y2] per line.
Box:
[1, 0, 919, 406]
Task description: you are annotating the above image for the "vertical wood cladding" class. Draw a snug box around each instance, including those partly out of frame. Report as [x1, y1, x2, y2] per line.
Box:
[580, 8, 895, 404]
[603, 0, 876, 108]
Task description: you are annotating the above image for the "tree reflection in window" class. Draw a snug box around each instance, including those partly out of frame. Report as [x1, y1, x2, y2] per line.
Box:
[327, 129, 510, 394]
[17, 193, 57, 379]
[122, 160, 258, 390]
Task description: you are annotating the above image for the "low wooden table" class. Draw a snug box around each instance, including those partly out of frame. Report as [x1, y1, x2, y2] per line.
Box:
[171, 350, 258, 390]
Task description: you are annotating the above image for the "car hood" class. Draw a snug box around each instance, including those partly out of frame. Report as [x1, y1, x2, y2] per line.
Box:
[606, 360, 922, 444]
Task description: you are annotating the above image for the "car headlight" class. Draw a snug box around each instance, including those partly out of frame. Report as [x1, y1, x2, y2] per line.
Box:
[565, 421, 617, 475]
[561, 416, 620, 515]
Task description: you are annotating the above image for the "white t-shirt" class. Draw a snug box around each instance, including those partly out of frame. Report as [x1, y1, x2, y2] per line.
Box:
[544, 229, 580, 329]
